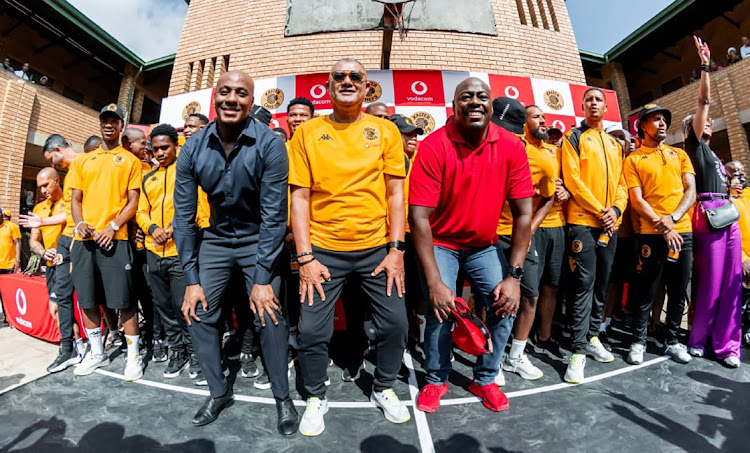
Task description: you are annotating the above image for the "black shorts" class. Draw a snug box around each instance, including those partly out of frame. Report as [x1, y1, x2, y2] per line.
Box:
[49, 235, 74, 304]
[71, 239, 134, 310]
[535, 227, 565, 287]
[496, 234, 539, 298]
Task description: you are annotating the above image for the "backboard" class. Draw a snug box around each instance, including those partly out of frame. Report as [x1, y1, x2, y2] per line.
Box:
[284, 0, 498, 37]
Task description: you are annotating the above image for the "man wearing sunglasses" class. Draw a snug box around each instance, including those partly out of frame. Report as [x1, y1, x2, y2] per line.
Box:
[622, 105, 696, 366]
[289, 59, 409, 436]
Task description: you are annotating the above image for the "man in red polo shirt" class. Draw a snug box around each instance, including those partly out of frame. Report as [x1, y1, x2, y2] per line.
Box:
[410, 77, 533, 413]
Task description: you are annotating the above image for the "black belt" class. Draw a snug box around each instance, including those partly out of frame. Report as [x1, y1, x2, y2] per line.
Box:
[697, 194, 728, 201]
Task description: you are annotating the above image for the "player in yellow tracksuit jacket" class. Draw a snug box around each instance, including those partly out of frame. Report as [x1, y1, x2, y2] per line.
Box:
[136, 123, 197, 379]
[560, 87, 628, 384]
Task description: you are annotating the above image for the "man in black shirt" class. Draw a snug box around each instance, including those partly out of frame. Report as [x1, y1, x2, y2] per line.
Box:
[174, 70, 300, 433]
[683, 36, 742, 368]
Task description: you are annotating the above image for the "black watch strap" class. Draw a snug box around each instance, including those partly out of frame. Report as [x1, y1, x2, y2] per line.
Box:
[509, 265, 524, 279]
[387, 241, 406, 251]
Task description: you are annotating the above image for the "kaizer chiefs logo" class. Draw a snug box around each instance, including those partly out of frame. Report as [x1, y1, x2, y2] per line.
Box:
[261, 88, 284, 110]
[182, 101, 201, 121]
[363, 126, 380, 141]
[544, 90, 564, 111]
[410, 111, 435, 135]
[572, 240, 583, 253]
[365, 81, 383, 103]
[641, 245, 651, 258]
[113, 154, 126, 164]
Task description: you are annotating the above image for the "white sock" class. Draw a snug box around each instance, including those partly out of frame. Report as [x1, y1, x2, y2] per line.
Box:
[86, 328, 103, 356]
[417, 314, 426, 344]
[599, 317, 611, 332]
[125, 334, 140, 359]
[75, 338, 86, 357]
[509, 339, 527, 359]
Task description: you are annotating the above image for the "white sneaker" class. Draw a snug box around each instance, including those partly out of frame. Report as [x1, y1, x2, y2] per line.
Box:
[585, 337, 614, 363]
[688, 347, 704, 357]
[371, 389, 410, 424]
[73, 352, 110, 376]
[724, 356, 741, 368]
[564, 353, 586, 384]
[627, 343, 645, 365]
[664, 343, 692, 364]
[503, 353, 543, 380]
[299, 397, 329, 437]
[494, 368, 506, 387]
[124, 354, 144, 382]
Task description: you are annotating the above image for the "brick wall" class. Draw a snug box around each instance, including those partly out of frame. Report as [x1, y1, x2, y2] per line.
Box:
[169, 0, 585, 96]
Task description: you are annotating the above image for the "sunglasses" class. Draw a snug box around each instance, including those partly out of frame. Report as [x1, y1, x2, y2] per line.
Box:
[330, 70, 365, 84]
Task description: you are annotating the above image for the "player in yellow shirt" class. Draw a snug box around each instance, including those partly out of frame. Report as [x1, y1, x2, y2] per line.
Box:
[624, 105, 697, 366]
[23, 134, 88, 371]
[491, 100, 555, 382]
[561, 88, 628, 383]
[29, 168, 65, 300]
[69, 104, 143, 381]
[0, 207, 21, 273]
[289, 59, 409, 435]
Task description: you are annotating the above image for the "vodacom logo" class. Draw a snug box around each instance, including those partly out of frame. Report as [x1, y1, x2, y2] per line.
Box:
[411, 81, 428, 96]
[15, 288, 26, 315]
[504, 86, 519, 99]
[270, 119, 279, 129]
[552, 120, 566, 132]
[310, 84, 326, 99]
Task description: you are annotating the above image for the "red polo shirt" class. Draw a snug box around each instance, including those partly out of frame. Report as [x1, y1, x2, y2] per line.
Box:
[409, 119, 533, 250]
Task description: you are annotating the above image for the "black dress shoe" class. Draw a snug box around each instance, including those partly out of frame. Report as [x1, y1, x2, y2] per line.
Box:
[192, 391, 235, 426]
[276, 397, 300, 436]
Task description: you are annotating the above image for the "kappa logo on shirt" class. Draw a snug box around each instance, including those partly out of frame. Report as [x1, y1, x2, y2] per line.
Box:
[319, 134, 333, 141]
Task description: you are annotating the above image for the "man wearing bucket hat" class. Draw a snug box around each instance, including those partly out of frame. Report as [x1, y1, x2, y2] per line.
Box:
[622, 104, 696, 365]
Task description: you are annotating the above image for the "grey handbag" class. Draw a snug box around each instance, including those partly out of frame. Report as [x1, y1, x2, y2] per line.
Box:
[700, 199, 740, 230]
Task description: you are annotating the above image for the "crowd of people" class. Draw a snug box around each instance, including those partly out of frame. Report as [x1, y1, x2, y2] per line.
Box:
[3, 58, 49, 86]
[0, 36, 747, 438]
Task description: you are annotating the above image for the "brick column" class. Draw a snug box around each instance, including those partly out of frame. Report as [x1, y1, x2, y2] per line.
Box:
[0, 76, 36, 218]
[117, 63, 138, 121]
[603, 62, 632, 127]
[131, 89, 145, 124]
[713, 72, 750, 169]
[201, 58, 215, 89]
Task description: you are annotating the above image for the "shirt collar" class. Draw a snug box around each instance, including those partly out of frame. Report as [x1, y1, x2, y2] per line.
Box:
[207, 116, 258, 145]
[445, 118, 500, 147]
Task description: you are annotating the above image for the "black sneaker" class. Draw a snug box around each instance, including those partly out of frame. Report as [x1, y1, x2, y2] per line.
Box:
[188, 354, 201, 379]
[240, 353, 259, 378]
[47, 347, 81, 373]
[535, 338, 564, 360]
[163, 352, 189, 378]
[152, 340, 168, 363]
[223, 334, 241, 361]
[254, 370, 271, 389]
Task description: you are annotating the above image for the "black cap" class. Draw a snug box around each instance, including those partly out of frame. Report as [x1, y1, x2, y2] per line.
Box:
[249, 104, 272, 126]
[547, 127, 563, 136]
[99, 103, 124, 120]
[637, 104, 671, 139]
[491, 97, 525, 134]
[389, 114, 424, 135]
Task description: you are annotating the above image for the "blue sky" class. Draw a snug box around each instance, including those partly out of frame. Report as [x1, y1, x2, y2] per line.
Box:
[67, 0, 675, 60]
[567, 0, 674, 54]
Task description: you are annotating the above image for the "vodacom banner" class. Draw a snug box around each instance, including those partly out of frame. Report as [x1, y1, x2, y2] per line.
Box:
[160, 70, 622, 136]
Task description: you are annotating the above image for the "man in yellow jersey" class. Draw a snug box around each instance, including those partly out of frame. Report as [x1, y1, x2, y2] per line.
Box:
[561, 88, 628, 383]
[287, 98, 314, 139]
[174, 71, 297, 433]
[69, 104, 143, 381]
[289, 58, 409, 436]
[122, 127, 164, 362]
[624, 105, 696, 366]
[23, 134, 87, 369]
[137, 124, 196, 379]
[493, 101, 556, 382]
[728, 161, 750, 347]
[28, 168, 72, 370]
[0, 206, 21, 326]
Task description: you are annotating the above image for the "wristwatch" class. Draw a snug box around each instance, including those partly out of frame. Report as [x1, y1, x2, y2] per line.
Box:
[509, 266, 525, 279]
[387, 241, 406, 251]
[109, 221, 120, 232]
[671, 213, 680, 223]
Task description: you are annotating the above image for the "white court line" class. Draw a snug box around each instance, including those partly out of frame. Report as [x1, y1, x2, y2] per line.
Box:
[95, 354, 672, 410]
[403, 350, 436, 453]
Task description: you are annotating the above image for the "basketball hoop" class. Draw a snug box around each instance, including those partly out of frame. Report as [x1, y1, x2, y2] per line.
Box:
[372, 0, 414, 41]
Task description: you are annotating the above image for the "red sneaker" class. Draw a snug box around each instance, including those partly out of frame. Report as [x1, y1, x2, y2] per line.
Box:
[416, 383, 449, 413]
[469, 382, 509, 412]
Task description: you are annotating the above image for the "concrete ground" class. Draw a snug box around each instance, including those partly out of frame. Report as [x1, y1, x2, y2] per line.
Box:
[0, 325, 58, 394]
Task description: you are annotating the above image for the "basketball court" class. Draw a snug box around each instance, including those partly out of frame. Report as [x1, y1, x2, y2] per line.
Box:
[1, 322, 747, 452]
